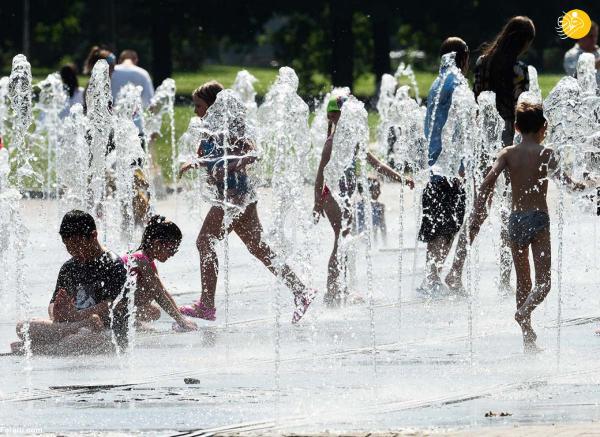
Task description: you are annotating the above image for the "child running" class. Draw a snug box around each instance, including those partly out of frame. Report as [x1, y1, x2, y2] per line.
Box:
[179, 81, 317, 324]
[313, 96, 414, 306]
[468, 102, 584, 352]
[119, 215, 198, 332]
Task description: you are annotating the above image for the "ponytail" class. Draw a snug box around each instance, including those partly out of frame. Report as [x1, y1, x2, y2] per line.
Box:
[139, 215, 182, 251]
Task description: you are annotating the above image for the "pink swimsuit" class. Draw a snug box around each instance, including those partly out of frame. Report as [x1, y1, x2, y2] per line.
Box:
[121, 252, 157, 273]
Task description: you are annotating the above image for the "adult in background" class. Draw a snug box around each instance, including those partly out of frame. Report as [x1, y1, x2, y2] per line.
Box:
[59, 63, 84, 118]
[111, 49, 155, 108]
[471, 16, 535, 294]
[564, 21, 600, 85]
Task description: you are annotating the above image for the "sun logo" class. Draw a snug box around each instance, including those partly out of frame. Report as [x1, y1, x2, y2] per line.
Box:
[556, 9, 592, 39]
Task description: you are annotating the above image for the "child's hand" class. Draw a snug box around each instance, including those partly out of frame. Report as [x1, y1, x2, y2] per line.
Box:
[312, 202, 324, 224]
[405, 177, 415, 190]
[178, 162, 194, 179]
[53, 288, 78, 322]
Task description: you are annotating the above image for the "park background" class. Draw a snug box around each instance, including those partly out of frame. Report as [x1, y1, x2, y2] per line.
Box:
[1, 0, 600, 179]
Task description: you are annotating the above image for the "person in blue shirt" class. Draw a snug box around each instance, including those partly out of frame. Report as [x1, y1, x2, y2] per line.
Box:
[418, 37, 469, 295]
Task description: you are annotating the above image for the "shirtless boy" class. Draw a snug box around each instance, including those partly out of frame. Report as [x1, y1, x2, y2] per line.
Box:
[468, 102, 584, 352]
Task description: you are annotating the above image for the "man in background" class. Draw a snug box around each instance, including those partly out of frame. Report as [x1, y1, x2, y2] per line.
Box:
[564, 21, 600, 85]
[111, 49, 155, 107]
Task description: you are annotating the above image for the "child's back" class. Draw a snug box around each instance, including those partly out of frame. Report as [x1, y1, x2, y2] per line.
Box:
[503, 142, 553, 213]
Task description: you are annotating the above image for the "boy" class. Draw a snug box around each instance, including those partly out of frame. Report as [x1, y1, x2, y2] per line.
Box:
[418, 37, 469, 294]
[12, 210, 127, 355]
[468, 102, 584, 352]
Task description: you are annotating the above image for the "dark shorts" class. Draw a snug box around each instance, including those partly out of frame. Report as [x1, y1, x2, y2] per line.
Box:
[418, 176, 466, 243]
[508, 210, 550, 247]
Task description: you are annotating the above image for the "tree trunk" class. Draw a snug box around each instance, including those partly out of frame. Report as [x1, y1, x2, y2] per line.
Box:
[371, 3, 391, 96]
[151, 0, 173, 86]
[329, 0, 354, 89]
[22, 0, 30, 56]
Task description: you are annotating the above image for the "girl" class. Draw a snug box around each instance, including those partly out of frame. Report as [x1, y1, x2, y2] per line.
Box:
[313, 96, 414, 306]
[120, 215, 197, 332]
[179, 81, 317, 324]
[447, 17, 535, 294]
[473, 16, 535, 146]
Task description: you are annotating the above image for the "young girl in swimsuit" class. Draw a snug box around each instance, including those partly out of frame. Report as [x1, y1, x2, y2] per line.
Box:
[313, 96, 414, 306]
[120, 215, 198, 332]
[179, 81, 317, 323]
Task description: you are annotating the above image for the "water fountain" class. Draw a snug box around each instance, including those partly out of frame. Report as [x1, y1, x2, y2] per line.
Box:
[34, 72, 67, 199]
[4, 46, 600, 436]
[232, 70, 258, 122]
[257, 66, 312, 274]
[7, 54, 35, 362]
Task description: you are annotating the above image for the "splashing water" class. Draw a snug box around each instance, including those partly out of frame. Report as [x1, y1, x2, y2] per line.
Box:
[85, 59, 112, 227]
[7, 54, 34, 363]
[232, 70, 258, 121]
[56, 104, 89, 214]
[34, 72, 67, 198]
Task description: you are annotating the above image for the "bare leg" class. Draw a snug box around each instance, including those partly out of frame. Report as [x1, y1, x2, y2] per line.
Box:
[196, 206, 229, 309]
[425, 236, 452, 285]
[233, 203, 306, 296]
[511, 242, 535, 348]
[44, 331, 115, 356]
[135, 304, 161, 325]
[17, 316, 104, 347]
[446, 228, 468, 291]
[322, 195, 349, 304]
[515, 228, 552, 350]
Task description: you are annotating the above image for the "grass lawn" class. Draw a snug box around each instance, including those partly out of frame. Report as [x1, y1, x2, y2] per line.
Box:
[20, 64, 568, 180]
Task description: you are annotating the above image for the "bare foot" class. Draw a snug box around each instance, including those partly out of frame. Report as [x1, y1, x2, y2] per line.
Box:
[445, 272, 465, 296]
[498, 282, 515, 298]
[10, 341, 25, 355]
[323, 292, 343, 308]
[84, 315, 105, 332]
[524, 339, 543, 354]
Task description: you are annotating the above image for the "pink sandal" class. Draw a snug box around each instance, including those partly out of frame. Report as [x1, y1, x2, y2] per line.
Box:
[179, 301, 216, 321]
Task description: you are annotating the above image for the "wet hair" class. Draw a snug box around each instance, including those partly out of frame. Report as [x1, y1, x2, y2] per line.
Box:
[515, 101, 545, 134]
[118, 49, 139, 64]
[139, 215, 182, 251]
[192, 80, 224, 107]
[59, 210, 96, 239]
[59, 63, 79, 98]
[440, 37, 469, 70]
[84, 45, 115, 75]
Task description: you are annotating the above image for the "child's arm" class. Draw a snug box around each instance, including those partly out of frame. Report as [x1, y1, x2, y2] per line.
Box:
[139, 264, 196, 331]
[52, 289, 111, 323]
[469, 150, 508, 243]
[366, 151, 414, 188]
[547, 149, 586, 191]
[313, 135, 334, 221]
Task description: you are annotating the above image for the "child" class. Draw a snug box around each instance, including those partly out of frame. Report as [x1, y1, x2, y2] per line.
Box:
[418, 37, 469, 295]
[313, 96, 413, 306]
[468, 102, 584, 352]
[12, 210, 126, 355]
[355, 177, 387, 243]
[472, 16, 536, 292]
[179, 81, 317, 324]
[119, 215, 197, 332]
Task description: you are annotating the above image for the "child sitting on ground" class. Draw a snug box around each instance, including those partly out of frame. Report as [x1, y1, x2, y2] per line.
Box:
[119, 215, 198, 332]
[468, 102, 584, 352]
[12, 210, 127, 355]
